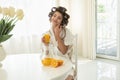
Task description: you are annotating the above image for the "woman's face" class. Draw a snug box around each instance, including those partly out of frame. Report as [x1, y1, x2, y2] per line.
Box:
[50, 11, 63, 27]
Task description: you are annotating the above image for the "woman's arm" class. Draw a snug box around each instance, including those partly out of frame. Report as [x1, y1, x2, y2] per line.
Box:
[56, 35, 68, 55]
[54, 26, 68, 55]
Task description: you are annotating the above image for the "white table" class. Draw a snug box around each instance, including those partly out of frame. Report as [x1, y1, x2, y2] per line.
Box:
[0, 54, 72, 80]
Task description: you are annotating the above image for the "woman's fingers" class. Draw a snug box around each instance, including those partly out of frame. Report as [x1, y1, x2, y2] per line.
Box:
[41, 37, 49, 46]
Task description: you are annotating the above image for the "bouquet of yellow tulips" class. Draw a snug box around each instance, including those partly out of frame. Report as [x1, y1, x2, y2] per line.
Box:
[0, 6, 24, 43]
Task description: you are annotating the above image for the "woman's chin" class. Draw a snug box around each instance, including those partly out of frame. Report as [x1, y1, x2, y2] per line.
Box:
[51, 22, 58, 26]
[52, 24, 58, 27]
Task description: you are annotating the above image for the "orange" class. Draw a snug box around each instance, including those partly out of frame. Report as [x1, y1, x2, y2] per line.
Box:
[41, 58, 64, 68]
[51, 59, 64, 68]
[44, 34, 50, 43]
[41, 58, 52, 66]
[51, 59, 59, 68]
[57, 60, 64, 66]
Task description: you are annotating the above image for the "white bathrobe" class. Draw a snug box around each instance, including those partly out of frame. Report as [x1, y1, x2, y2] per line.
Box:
[46, 27, 74, 59]
[41, 27, 76, 78]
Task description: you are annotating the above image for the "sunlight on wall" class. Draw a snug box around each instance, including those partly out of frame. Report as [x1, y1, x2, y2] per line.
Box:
[71, 0, 88, 57]
[0, 0, 56, 36]
[0, 0, 56, 54]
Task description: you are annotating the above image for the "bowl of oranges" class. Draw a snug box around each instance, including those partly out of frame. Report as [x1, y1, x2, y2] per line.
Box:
[41, 57, 64, 68]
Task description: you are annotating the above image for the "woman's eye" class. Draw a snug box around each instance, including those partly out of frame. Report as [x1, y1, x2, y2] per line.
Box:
[53, 14, 56, 17]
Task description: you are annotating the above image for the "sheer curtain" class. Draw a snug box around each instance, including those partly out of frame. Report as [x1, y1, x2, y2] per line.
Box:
[57, 0, 96, 59]
[0, 0, 56, 54]
[83, 0, 96, 59]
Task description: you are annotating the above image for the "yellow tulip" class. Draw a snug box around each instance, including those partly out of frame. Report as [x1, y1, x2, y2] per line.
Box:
[2, 7, 9, 16]
[17, 14, 24, 20]
[16, 9, 23, 16]
[9, 6, 15, 17]
[16, 9, 24, 20]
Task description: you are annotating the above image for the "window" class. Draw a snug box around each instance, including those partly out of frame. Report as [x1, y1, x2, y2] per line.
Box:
[96, 0, 119, 60]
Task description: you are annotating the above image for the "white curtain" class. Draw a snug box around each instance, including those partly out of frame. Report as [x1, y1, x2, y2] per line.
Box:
[57, 0, 96, 59]
[0, 0, 56, 54]
[83, 0, 96, 59]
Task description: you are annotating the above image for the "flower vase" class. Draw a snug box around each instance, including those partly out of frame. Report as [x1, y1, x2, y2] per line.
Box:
[0, 44, 6, 67]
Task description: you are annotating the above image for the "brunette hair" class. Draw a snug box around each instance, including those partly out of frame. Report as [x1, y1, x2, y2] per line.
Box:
[48, 6, 70, 27]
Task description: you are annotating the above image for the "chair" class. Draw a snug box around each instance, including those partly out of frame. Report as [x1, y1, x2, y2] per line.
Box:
[72, 34, 78, 80]
[65, 34, 78, 80]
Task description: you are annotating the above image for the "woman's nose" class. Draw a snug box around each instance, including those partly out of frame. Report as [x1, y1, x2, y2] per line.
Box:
[53, 18, 57, 21]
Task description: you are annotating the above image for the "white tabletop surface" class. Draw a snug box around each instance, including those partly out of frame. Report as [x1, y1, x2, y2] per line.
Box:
[0, 53, 72, 80]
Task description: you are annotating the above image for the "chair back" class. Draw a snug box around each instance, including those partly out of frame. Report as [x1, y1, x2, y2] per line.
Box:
[71, 34, 78, 80]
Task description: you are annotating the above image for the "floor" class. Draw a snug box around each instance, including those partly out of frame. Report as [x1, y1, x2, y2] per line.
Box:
[77, 58, 120, 80]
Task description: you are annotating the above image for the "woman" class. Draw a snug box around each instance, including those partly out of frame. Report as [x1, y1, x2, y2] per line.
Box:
[41, 6, 75, 80]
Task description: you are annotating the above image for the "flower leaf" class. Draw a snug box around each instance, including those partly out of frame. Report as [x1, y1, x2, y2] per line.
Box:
[5, 24, 15, 34]
[0, 19, 15, 35]
[0, 19, 5, 35]
[3, 19, 14, 35]
[0, 34, 13, 43]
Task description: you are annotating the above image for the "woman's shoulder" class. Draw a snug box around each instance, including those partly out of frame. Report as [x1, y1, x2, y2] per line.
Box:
[64, 28, 74, 44]
[65, 28, 72, 32]
[65, 28, 74, 37]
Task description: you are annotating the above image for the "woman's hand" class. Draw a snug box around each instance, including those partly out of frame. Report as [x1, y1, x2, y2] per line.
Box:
[53, 25, 68, 54]
[54, 25, 62, 40]
[41, 37, 48, 46]
[41, 34, 50, 46]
